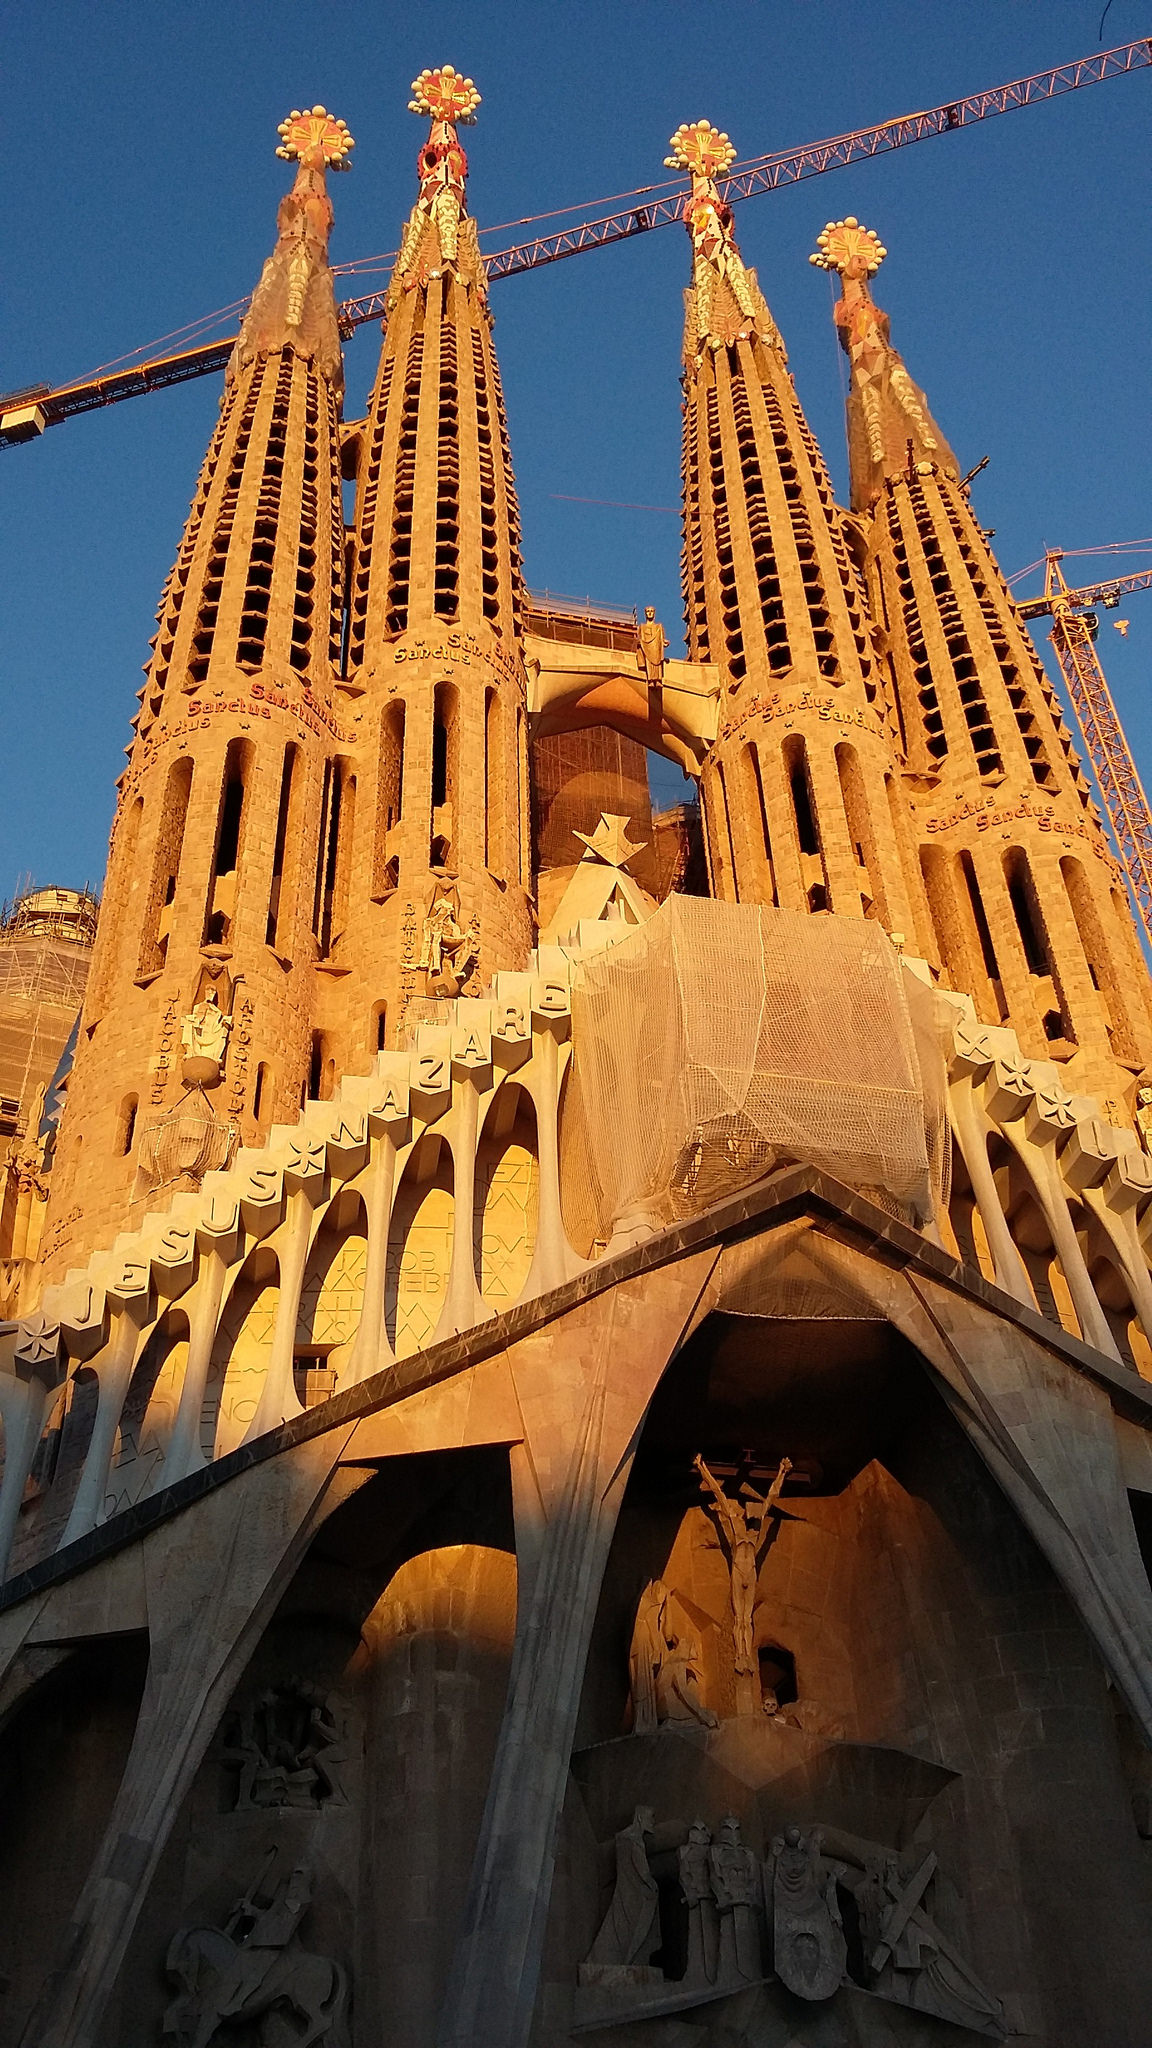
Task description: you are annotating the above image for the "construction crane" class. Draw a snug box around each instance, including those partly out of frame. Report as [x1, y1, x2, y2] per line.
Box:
[1017, 552, 1152, 953]
[1, 33, 1149, 449]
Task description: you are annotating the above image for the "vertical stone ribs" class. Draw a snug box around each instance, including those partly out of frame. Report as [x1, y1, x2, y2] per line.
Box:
[384, 326, 423, 638]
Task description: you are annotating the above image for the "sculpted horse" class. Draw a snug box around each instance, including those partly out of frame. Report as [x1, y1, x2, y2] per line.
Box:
[163, 1923, 347, 2048]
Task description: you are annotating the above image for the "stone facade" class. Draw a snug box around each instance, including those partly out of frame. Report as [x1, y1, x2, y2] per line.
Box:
[4, 79, 1152, 2048]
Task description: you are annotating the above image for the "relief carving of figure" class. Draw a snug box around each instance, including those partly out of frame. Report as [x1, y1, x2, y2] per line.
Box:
[709, 1814, 762, 1985]
[418, 879, 480, 998]
[222, 1681, 349, 1810]
[694, 1455, 792, 1680]
[852, 1849, 1004, 2035]
[628, 1579, 718, 1733]
[180, 988, 232, 1083]
[163, 1851, 347, 2048]
[768, 1825, 847, 2002]
[582, 1806, 660, 1977]
[678, 1821, 718, 1986]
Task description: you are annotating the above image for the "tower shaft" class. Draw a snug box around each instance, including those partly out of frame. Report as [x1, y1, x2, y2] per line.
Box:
[338, 76, 533, 1048]
[816, 214, 1152, 1094]
[670, 126, 918, 937]
[41, 111, 355, 1274]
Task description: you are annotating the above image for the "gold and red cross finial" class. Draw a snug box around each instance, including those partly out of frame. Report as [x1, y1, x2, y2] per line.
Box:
[275, 105, 355, 170]
[665, 121, 738, 180]
[810, 216, 887, 279]
[409, 66, 481, 125]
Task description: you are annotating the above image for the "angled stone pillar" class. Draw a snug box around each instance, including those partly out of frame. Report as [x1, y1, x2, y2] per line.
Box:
[437, 1247, 721, 2048]
[19, 1428, 365, 2048]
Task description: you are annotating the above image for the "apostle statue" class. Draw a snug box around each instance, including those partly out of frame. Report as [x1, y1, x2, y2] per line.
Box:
[180, 986, 232, 1084]
[637, 606, 667, 713]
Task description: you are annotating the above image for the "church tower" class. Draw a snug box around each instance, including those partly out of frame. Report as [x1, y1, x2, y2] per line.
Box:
[339, 66, 534, 1048]
[814, 215, 1152, 1100]
[40, 108, 355, 1273]
[672, 122, 917, 940]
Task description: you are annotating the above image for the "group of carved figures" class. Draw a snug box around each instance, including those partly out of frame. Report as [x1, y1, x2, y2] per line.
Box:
[581, 1807, 1004, 2035]
[630, 1457, 795, 1729]
[222, 1680, 349, 1810]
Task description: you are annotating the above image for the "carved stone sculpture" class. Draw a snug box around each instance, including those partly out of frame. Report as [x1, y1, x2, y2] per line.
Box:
[180, 988, 232, 1086]
[222, 1681, 349, 1810]
[637, 606, 667, 706]
[768, 1825, 847, 2002]
[163, 1851, 347, 2047]
[709, 1814, 762, 1984]
[853, 1849, 1004, 2034]
[418, 879, 480, 998]
[678, 1821, 718, 1986]
[580, 1806, 661, 1985]
[695, 1454, 791, 1687]
[628, 1579, 718, 1733]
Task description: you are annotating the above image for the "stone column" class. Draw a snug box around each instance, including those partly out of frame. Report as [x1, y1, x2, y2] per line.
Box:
[436, 1247, 721, 2048]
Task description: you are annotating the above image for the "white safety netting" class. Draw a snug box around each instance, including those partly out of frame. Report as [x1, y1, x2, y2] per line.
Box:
[560, 897, 950, 1253]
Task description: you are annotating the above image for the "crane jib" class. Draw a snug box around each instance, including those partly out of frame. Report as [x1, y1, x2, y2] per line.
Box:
[2, 34, 1150, 449]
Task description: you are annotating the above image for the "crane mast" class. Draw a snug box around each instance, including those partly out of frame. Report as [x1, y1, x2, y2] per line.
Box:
[1026, 553, 1152, 955]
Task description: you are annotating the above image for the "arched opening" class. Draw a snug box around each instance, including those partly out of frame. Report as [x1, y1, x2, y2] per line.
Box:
[203, 1246, 280, 1459]
[105, 1309, 190, 1516]
[431, 682, 458, 868]
[1061, 856, 1138, 1063]
[1087, 1249, 1150, 1375]
[0, 1636, 150, 2041]
[203, 738, 252, 947]
[835, 742, 887, 923]
[1003, 845, 1074, 1051]
[997, 1152, 1078, 1335]
[252, 1061, 269, 1124]
[473, 1083, 539, 1306]
[373, 700, 405, 899]
[314, 757, 354, 958]
[947, 1148, 997, 1286]
[138, 756, 193, 977]
[116, 1093, 138, 1157]
[295, 1190, 369, 1404]
[265, 741, 298, 949]
[385, 1134, 455, 1358]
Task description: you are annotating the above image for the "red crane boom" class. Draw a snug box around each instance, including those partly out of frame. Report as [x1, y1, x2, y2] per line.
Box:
[2, 34, 1149, 449]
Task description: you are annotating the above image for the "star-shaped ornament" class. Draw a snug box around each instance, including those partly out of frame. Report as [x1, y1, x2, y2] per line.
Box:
[574, 814, 648, 870]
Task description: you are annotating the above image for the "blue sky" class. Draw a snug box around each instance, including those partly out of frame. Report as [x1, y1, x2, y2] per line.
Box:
[3, 1, 1151, 895]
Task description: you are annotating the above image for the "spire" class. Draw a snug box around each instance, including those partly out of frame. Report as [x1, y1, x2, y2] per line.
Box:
[811, 217, 956, 512]
[670, 124, 917, 936]
[341, 65, 534, 1043]
[229, 105, 354, 391]
[665, 122, 783, 360]
[387, 65, 485, 308]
